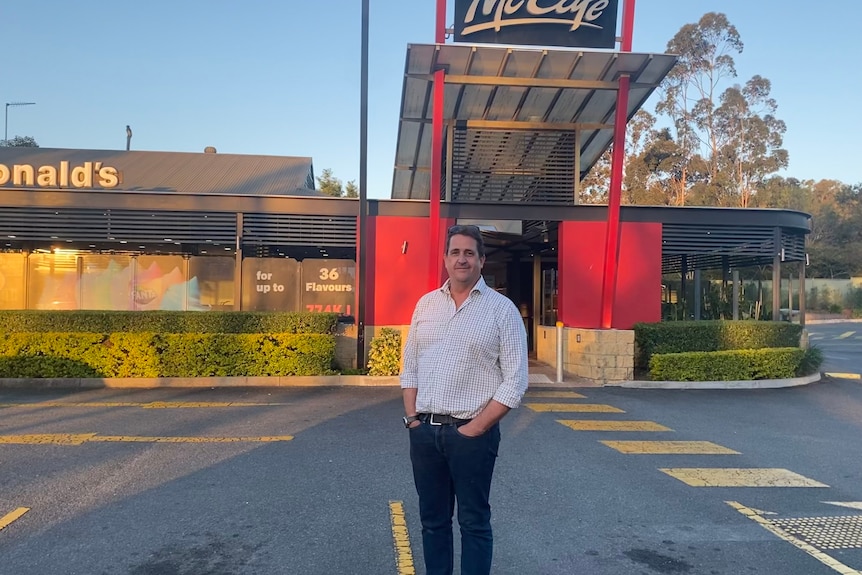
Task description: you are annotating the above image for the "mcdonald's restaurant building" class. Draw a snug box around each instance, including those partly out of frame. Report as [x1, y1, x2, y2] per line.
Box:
[0, 4, 812, 382]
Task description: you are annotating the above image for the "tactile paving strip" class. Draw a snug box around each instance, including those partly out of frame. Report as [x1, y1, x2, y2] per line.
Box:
[770, 515, 862, 550]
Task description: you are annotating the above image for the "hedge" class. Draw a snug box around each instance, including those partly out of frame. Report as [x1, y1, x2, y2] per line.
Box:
[0, 332, 335, 378]
[649, 347, 808, 381]
[0, 310, 339, 335]
[634, 321, 803, 371]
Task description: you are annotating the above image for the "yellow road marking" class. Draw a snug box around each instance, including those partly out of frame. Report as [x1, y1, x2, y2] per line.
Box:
[0, 507, 29, 532]
[660, 468, 828, 487]
[601, 441, 739, 454]
[727, 502, 861, 575]
[0, 433, 293, 444]
[389, 501, 416, 575]
[825, 373, 862, 380]
[0, 401, 287, 409]
[525, 391, 587, 399]
[557, 420, 672, 432]
[837, 331, 855, 339]
[0, 434, 97, 445]
[526, 403, 624, 413]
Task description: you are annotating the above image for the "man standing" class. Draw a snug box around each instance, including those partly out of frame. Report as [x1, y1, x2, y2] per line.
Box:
[400, 224, 529, 575]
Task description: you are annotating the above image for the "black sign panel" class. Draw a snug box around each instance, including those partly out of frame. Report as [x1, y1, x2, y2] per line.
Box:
[454, 0, 619, 49]
[241, 258, 300, 312]
[300, 259, 356, 317]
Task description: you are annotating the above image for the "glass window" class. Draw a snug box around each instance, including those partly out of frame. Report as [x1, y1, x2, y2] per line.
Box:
[28, 252, 80, 310]
[0, 253, 26, 310]
[189, 256, 235, 311]
[134, 256, 188, 311]
[81, 255, 133, 310]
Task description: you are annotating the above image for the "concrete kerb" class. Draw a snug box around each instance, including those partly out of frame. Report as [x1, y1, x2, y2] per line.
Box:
[0, 373, 829, 391]
[0, 375, 403, 390]
[607, 372, 822, 390]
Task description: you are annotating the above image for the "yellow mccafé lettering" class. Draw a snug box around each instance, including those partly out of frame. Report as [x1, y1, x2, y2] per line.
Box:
[0, 162, 120, 188]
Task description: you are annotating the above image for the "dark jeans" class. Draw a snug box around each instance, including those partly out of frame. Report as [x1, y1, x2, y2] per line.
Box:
[409, 420, 500, 575]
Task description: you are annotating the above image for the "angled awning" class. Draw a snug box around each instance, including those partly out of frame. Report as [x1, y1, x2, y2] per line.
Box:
[392, 43, 677, 201]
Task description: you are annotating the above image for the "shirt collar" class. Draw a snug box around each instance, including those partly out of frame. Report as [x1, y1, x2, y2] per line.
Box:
[440, 275, 488, 296]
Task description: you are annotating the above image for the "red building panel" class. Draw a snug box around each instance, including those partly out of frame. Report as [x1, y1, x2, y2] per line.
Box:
[558, 221, 662, 329]
[366, 215, 453, 326]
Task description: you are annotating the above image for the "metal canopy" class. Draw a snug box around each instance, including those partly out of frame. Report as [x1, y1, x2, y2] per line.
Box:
[392, 43, 677, 201]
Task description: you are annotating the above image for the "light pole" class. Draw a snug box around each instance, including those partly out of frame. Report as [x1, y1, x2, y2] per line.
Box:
[4, 102, 36, 142]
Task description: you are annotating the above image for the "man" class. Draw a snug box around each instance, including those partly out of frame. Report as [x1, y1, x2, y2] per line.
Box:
[400, 224, 529, 575]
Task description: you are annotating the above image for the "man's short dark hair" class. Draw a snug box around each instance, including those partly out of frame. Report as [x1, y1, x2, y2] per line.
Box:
[446, 224, 485, 258]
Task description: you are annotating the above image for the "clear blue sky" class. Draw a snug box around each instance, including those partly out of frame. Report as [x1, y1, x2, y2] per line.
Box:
[5, 1, 860, 199]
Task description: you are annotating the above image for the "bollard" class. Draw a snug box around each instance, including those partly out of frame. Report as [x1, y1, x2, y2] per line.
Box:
[556, 321, 564, 383]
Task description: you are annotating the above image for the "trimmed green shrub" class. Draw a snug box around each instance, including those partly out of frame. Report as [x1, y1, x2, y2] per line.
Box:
[0, 332, 335, 378]
[634, 321, 803, 371]
[649, 347, 806, 381]
[0, 356, 102, 378]
[797, 346, 824, 376]
[367, 328, 402, 376]
[157, 333, 336, 376]
[0, 310, 339, 335]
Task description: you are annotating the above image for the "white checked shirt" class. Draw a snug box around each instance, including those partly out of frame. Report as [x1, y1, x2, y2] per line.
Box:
[400, 276, 529, 420]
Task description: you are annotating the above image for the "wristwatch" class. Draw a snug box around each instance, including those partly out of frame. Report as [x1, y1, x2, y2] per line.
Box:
[403, 415, 420, 428]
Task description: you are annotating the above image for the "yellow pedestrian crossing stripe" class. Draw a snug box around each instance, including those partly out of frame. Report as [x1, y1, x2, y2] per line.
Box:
[0, 507, 29, 532]
[557, 420, 672, 432]
[0, 433, 294, 445]
[660, 468, 828, 487]
[600, 441, 739, 454]
[524, 391, 587, 399]
[526, 403, 624, 413]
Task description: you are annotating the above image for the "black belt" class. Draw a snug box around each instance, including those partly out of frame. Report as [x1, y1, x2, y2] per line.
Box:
[418, 413, 472, 426]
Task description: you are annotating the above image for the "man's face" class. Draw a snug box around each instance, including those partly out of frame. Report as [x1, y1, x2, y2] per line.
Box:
[444, 233, 485, 288]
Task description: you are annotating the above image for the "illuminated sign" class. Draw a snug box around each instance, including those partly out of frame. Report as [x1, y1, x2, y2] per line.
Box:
[454, 0, 619, 49]
[0, 161, 120, 188]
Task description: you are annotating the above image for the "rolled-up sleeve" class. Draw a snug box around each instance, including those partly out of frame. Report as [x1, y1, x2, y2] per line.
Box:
[492, 301, 529, 408]
[399, 301, 422, 389]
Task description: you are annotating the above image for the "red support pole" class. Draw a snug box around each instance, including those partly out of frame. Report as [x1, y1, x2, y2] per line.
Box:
[428, 69, 445, 289]
[436, 0, 446, 43]
[428, 0, 447, 289]
[621, 0, 636, 52]
[599, 75, 630, 329]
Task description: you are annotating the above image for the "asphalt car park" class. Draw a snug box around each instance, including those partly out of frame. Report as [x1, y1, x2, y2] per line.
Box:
[1, 377, 862, 575]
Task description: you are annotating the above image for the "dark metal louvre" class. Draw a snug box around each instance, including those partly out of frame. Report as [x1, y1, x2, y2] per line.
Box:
[242, 214, 356, 247]
[449, 128, 576, 204]
[662, 223, 807, 274]
[0, 207, 235, 243]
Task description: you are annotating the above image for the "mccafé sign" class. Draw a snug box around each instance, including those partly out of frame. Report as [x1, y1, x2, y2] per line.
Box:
[0, 161, 120, 189]
[454, 0, 619, 49]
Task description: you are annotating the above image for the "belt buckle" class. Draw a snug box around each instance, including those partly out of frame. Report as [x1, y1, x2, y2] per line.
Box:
[429, 414, 444, 426]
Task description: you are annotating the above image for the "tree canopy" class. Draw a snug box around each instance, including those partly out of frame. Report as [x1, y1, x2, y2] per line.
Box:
[0, 135, 39, 147]
[316, 168, 358, 198]
[577, 12, 862, 276]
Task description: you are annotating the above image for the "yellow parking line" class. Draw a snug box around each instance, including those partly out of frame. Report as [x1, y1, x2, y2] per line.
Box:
[825, 373, 862, 380]
[0, 433, 293, 444]
[526, 403, 624, 413]
[0, 507, 29, 532]
[525, 391, 587, 399]
[837, 331, 855, 339]
[660, 468, 828, 487]
[389, 501, 416, 575]
[557, 420, 672, 432]
[601, 441, 739, 454]
[0, 434, 96, 445]
[727, 502, 861, 575]
[0, 402, 287, 409]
